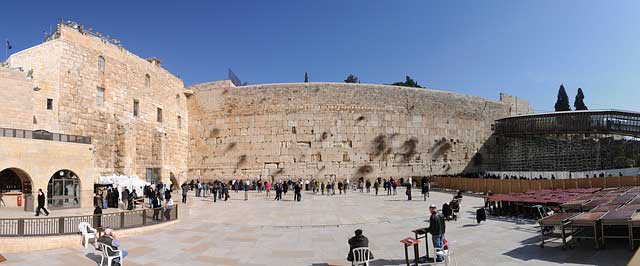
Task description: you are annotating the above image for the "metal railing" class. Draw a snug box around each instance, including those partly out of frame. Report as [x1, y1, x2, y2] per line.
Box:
[0, 128, 91, 144]
[0, 205, 178, 237]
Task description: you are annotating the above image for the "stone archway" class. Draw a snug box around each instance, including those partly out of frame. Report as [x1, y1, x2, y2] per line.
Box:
[0, 168, 32, 193]
[0, 168, 33, 210]
[47, 169, 81, 209]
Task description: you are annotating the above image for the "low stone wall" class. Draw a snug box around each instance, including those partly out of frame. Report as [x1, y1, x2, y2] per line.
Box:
[0, 220, 178, 253]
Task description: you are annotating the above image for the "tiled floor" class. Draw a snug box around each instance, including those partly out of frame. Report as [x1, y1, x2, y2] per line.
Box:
[1, 189, 634, 265]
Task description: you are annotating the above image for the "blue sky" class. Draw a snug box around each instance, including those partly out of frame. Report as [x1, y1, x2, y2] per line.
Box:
[1, 1, 639, 112]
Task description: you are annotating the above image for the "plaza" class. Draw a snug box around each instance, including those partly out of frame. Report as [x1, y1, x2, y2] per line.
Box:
[2, 189, 633, 265]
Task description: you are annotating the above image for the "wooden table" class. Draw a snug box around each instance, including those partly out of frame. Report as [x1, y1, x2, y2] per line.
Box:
[400, 237, 420, 266]
[412, 227, 431, 261]
[570, 212, 606, 249]
[539, 212, 578, 249]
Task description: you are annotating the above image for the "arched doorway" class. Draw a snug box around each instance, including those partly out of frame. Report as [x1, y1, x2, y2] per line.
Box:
[0, 168, 32, 193]
[47, 170, 80, 209]
[0, 168, 33, 210]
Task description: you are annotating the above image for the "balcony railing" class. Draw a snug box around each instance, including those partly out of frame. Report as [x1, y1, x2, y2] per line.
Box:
[0, 128, 91, 144]
[0, 205, 178, 237]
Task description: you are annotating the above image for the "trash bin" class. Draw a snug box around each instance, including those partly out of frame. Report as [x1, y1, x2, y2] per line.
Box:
[23, 194, 34, 212]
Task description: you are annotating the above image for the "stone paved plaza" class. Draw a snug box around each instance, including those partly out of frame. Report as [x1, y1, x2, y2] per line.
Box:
[2, 189, 634, 266]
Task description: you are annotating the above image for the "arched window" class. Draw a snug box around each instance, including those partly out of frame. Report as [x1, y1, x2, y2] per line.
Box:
[47, 170, 80, 208]
[145, 74, 151, 89]
[98, 56, 105, 73]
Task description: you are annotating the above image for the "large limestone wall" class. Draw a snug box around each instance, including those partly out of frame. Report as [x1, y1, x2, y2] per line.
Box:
[0, 67, 35, 130]
[7, 23, 189, 184]
[187, 82, 511, 181]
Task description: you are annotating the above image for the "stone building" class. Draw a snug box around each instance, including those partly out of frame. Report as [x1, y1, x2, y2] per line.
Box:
[1, 22, 188, 209]
[0, 21, 528, 211]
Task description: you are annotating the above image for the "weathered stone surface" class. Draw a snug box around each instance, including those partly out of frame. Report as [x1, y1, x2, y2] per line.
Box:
[5, 23, 189, 185]
[187, 82, 518, 180]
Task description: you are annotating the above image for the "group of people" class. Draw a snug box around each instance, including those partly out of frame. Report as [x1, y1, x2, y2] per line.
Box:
[93, 187, 123, 210]
[182, 180, 231, 203]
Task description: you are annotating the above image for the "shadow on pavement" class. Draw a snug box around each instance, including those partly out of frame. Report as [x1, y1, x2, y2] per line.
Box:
[503, 239, 632, 266]
[309, 258, 409, 266]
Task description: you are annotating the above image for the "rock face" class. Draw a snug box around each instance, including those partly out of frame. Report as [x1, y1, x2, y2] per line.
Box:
[5, 23, 189, 184]
[187, 82, 513, 181]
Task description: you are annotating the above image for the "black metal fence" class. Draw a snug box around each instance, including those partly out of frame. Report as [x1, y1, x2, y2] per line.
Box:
[0, 205, 178, 237]
[0, 128, 91, 144]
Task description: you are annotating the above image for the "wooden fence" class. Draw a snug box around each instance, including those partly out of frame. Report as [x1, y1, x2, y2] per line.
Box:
[431, 176, 640, 194]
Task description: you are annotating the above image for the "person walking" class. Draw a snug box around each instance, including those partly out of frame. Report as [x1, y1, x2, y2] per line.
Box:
[164, 197, 174, 220]
[223, 183, 230, 201]
[429, 204, 446, 262]
[294, 182, 302, 202]
[181, 184, 188, 204]
[321, 182, 325, 195]
[35, 188, 49, 216]
[365, 180, 371, 193]
[392, 179, 398, 195]
[265, 181, 271, 198]
[274, 182, 282, 201]
[121, 187, 129, 210]
[102, 189, 108, 209]
[151, 192, 160, 220]
[338, 181, 343, 195]
[405, 182, 412, 201]
[244, 179, 249, 201]
[421, 177, 430, 201]
[212, 181, 218, 203]
[374, 180, 379, 196]
[0, 190, 5, 207]
[386, 180, 392, 196]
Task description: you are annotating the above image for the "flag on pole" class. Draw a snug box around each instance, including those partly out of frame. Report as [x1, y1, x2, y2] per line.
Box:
[5, 40, 11, 50]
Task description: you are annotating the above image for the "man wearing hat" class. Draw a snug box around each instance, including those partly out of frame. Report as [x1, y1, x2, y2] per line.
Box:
[98, 228, 128, 264]
[429, 204, 446, 262]
[347, 229, 373, 263]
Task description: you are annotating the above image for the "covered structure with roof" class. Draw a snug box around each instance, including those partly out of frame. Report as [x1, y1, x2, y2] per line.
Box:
[492, 110, 640, 173]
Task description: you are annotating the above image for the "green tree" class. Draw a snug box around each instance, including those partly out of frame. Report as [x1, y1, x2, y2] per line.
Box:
[344, 74, 359, 83]
[554, 84, 571, 111]
[574, 88, 588, 110]
[392, 76, 422, 88]
[304, 72, 309, 83]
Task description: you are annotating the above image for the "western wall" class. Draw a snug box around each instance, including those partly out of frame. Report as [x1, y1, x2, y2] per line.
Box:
[0, 21, 533, 207]
[187, 82, 525, 181]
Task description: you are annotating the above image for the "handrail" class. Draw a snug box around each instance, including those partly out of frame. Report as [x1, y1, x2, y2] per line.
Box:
[0, 205, 178, 237]
[0, 127, 91, 144]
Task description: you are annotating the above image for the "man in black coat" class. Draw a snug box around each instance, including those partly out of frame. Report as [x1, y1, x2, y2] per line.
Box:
[429, 204, 446, 262]
[35, 188, 49, 216]
[347, 229, 373, 262]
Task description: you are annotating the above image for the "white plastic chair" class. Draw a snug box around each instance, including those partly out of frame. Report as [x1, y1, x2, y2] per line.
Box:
[78, 222, 97, 249]
[434, 246, 456, 266]
[99, 243, 123, 266]
[351, 247, 372, 266]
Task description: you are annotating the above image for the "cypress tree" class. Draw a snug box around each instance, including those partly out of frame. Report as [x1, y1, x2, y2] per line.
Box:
[574, 88, 588, 110]
[554, 84, 571, 111]
[304, 72, 309, 83]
